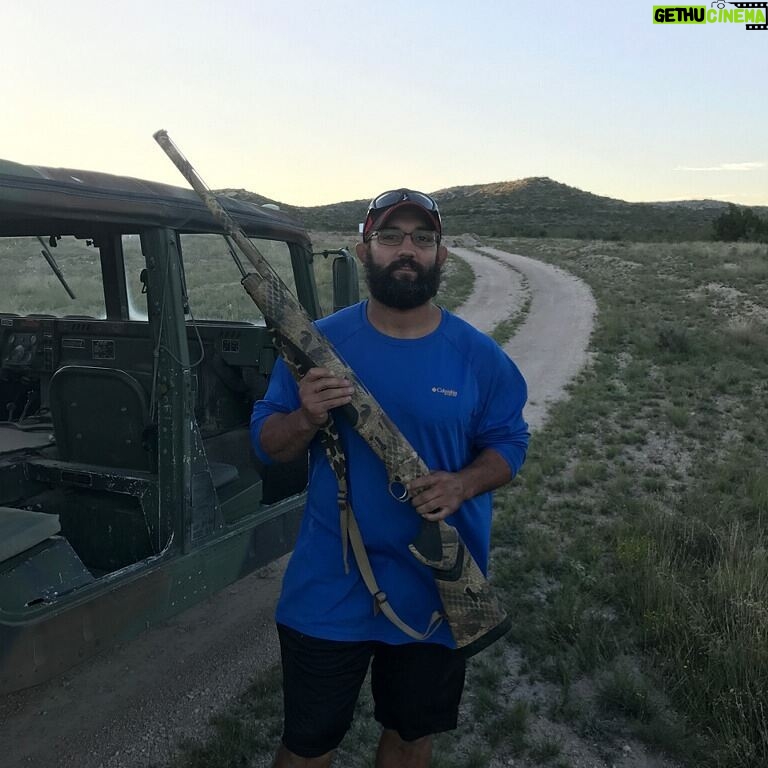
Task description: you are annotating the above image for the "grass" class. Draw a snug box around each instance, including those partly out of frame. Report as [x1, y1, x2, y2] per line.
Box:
[529, 736, 563, 762]
[162, 665, 284, 768]
[487, 236, 768, 767]
[595, 659, 660, 722]
[491, 286, 532, 346]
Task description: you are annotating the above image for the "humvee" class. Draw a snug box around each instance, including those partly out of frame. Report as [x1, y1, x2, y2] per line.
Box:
[0, 160, 357, 693]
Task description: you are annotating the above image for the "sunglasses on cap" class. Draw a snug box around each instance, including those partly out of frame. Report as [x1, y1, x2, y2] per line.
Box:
[362, 189, 442, 241]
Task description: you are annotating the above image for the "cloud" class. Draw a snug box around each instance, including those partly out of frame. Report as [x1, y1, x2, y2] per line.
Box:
[673, 162, 765, 172]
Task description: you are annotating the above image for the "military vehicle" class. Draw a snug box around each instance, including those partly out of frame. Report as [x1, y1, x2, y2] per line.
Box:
[0, 159, 358, 693]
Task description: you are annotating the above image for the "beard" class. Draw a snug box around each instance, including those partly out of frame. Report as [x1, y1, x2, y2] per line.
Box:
[364, 257, 441, 310]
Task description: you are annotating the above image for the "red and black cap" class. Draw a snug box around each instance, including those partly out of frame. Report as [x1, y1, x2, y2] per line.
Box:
[362, 189, 442, 242]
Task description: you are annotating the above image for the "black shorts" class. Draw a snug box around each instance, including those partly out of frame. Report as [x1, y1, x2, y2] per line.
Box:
[276, 623, 467, 759]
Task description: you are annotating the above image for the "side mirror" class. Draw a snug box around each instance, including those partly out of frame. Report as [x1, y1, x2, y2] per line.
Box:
[332, 248, 360, 312]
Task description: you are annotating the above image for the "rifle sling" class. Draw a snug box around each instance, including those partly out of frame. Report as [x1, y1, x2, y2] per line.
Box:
[317, 423, 443, 642]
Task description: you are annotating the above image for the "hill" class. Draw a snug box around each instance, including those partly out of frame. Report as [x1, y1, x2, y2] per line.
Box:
[218, 178, 768, 242]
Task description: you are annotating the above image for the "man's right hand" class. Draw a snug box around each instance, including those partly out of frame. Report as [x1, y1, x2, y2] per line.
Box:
[258, 368, 354, 463]
[297, 368, 354, 428]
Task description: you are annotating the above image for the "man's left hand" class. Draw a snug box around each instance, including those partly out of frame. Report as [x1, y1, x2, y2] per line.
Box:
[407, 472, 466, 522]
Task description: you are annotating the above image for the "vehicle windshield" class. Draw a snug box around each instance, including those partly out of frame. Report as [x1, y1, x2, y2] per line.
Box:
[0, 236, 106, 318]
[0, 233, 303, 323]
[122, 234, 298, 323]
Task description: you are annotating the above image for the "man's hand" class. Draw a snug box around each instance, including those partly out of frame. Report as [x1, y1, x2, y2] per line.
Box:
[407, 471, 466, 522]
[259, 367, 354, 463]
[298, 367, 354, 427]
[406, 449, 514, 522]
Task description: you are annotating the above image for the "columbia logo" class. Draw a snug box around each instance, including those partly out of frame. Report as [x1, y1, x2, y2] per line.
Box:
[432, 386, 458, 397]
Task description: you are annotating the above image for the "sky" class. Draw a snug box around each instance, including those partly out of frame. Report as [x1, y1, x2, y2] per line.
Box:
[3, 0, 767, 206]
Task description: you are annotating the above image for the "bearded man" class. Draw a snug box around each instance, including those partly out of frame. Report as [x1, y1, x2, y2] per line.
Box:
[251, 189, 529, 768]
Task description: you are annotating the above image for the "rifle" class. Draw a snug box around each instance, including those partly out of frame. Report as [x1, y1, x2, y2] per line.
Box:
[153, 130, 510, 655]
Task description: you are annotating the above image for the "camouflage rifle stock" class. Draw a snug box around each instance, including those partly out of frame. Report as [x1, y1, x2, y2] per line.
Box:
[153, 130, 511, 654]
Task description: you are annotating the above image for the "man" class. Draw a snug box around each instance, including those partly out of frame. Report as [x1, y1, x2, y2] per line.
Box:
[251, 189, 529, 767]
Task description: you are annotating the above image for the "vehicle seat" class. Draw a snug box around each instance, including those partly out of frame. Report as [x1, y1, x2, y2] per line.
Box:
[49, 366, 155, 471]
[0, 507, 61, 563]
[48, 365, 238, 488]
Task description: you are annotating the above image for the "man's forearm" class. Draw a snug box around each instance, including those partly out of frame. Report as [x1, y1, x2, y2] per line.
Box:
[258, 410, 319, 462]
[407, 448, 513, 521]
[456, 448, 513, 500]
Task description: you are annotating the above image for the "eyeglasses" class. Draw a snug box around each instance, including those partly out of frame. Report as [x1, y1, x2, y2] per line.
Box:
[369, 228, 438, 247]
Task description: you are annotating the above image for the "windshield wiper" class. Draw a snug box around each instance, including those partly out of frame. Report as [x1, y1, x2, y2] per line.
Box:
[37, 236, 76, 299]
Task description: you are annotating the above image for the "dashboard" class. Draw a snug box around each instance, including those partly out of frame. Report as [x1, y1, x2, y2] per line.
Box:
[0, 315, 276, 432]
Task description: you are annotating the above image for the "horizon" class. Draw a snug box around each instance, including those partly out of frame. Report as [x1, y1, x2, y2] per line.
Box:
[223, 176, 765, 211]
[3, 1, 766, 207]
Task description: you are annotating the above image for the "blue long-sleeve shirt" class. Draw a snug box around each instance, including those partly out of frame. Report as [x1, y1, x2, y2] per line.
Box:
[251, 301, 529, 647]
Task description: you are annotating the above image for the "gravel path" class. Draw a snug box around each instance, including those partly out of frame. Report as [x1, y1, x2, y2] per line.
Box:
[449, 247, 528, 335]
[2, 244, 596, 768]
[2, 560, 287, 768]
[450, 245, 596, 429]
[479, 246, 597, 429]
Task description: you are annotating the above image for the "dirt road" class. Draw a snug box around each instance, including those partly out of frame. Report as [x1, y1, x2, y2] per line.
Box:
[480, 246, 597, 429]
[1, 244, 596, 768]
[1, 560, 288, 768]
[448, 247, 529, 335]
